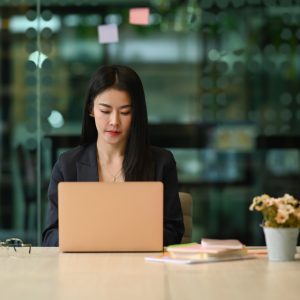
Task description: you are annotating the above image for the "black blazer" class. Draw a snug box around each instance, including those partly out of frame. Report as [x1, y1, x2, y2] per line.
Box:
[42, 143, 184, 247]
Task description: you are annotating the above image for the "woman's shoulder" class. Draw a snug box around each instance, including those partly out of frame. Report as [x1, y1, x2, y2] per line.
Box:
[58, 143, 95, 164]
[150, 145, 175, 164]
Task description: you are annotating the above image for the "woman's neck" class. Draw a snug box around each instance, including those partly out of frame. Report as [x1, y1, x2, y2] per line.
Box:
[96, 139, 125, 182]
[96, 140, 125, 163]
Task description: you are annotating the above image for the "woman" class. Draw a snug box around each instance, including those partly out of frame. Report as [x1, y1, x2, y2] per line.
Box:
[42, 65, 184, 246]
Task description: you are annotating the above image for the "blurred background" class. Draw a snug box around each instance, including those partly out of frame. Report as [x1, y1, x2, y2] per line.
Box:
[0, 0, 299, 246]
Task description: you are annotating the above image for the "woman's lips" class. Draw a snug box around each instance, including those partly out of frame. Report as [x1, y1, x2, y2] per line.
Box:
[106, 130, 121, 137]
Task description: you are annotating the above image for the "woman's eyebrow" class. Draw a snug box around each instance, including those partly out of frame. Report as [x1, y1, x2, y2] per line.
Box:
[99, 103, 111, 108]
[98, 103, 132, 109]
[119, 104, 132, 109]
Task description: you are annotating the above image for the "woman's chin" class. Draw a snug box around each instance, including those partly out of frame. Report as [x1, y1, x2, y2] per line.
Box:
[103, 136, 124, 145]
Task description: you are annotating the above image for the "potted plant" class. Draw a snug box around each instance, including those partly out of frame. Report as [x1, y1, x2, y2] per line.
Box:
[249, 193, 300, 261]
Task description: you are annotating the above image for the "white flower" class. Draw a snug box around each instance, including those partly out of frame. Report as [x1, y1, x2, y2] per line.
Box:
[275, 210, 289, 224]
[265, 198, 275, 207]
[278, 204, 294, 215]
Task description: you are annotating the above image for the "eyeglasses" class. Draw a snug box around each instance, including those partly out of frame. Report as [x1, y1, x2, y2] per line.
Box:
[0, 238, 32, 256]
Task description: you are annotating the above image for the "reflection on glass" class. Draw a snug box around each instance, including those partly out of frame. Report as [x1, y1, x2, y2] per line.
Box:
[28, 51, 48, 68]
[1, 0, 300, 247]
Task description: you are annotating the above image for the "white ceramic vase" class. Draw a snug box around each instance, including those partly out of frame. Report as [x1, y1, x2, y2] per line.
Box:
[263, 227, 299, 261]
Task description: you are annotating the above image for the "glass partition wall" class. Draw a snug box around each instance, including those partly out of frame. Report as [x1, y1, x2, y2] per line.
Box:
[1, 0, 300, 245]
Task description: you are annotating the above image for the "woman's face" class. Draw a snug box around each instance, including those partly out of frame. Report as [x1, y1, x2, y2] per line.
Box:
[92, 88, 132, 147]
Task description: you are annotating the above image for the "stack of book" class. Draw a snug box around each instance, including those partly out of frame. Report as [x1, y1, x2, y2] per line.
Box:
[145, 239, 254, 264]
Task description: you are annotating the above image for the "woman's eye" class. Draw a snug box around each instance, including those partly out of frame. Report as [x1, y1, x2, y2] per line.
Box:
[121, 111, 131, 116]
[100, 110, 110, 114]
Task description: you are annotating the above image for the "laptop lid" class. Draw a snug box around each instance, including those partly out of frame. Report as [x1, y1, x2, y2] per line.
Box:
[58, 182, 163, 252]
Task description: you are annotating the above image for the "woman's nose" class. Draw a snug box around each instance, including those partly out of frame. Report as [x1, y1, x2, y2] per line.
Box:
[109, 111, 119, 126]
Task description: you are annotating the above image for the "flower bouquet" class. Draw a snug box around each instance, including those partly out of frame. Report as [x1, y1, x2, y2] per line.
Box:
[249, 193, 300, 261]
[249, 193, 300, 228]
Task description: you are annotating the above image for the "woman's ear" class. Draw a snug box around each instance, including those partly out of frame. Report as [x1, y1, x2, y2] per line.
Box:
[89, 104, 94, 117]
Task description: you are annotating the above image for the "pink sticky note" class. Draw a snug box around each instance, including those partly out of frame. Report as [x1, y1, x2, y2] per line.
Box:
[97, 24, 119, 44]
[129, 8, 150, 25]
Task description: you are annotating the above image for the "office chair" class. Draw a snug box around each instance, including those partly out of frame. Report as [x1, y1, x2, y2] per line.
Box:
[179, 192, 192, 243]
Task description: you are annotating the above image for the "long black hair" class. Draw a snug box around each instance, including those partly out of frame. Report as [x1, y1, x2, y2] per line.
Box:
[80, 65, 153, 180]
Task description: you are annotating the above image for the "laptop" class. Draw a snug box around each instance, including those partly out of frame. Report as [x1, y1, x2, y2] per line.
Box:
[58, 182, 163, 252]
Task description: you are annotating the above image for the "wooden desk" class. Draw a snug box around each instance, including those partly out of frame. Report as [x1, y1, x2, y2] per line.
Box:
[0, 247, 300, 300]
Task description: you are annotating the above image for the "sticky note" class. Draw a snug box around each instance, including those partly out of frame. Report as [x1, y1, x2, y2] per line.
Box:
[98, 24, 119, 44]
[129, 8, 150, 25]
